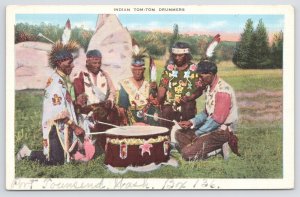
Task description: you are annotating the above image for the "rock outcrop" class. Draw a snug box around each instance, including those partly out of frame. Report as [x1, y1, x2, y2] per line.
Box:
[70, 14, 133, 88]
[15, 14, 133, 90]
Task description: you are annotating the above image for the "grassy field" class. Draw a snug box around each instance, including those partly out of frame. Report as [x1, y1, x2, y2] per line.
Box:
[15, 60, 283, 178]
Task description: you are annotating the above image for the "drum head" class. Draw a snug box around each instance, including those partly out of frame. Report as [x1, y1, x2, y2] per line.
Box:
[106, 126, 168, 136]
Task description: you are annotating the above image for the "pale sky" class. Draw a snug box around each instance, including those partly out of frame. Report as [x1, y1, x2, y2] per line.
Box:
[16, 14, 284, 41]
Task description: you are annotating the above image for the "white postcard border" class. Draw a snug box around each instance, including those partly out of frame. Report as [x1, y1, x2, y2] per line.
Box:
[6, 5, 294, 190]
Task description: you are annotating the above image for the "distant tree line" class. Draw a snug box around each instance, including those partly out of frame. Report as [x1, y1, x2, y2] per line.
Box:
[15, 22, 93, 51]
[232, 19, 283, 69]
[130, 29, 236, 62]
[15, 22, 236, 63]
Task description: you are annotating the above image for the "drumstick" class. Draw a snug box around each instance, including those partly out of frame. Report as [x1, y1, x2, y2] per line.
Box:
[94, 120, 126, 130]
[143, 113, 175, 123]
[87, 121, 126, 135]
[85, 111, 125, 130]
[88, 130, 113, 135]
[88, 130, 116, 135]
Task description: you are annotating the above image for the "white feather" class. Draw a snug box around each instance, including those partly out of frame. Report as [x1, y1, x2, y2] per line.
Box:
[132, 45, 140, 56]
[62, 28, 71, 45]
[150, 66, 157, 82]
[206, 34, 221, 58]
[206, 40, 218, 57]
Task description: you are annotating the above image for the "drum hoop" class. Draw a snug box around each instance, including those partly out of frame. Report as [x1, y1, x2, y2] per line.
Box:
[107, 135, 169, 145]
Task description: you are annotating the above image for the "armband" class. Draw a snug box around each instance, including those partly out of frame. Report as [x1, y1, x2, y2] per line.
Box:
[66, 119, 73, 126]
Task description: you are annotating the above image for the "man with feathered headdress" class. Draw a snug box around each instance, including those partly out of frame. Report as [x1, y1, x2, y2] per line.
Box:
[17, 40, 95, 164]
[118, 48, 160, 125]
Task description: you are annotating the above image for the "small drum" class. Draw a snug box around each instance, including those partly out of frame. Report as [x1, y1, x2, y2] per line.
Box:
[104, 126, 170, 167]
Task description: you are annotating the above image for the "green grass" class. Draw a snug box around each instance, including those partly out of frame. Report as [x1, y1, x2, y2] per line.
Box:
[15, 121, 282, 178]
[15, 90, 44, 150]
[218, 61, 282, 91]
[14, 61, 283, 178]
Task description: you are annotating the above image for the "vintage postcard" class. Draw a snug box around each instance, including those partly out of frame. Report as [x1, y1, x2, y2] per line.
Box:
[6, 5, 294, 190]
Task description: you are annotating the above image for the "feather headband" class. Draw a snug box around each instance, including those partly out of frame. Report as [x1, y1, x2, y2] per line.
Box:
[48, 40, 80, 68]
[131, 46, 147, 68]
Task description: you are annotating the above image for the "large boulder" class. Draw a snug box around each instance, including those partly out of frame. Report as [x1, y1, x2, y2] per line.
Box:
[86, 14, 133, 88]
[15, 41, 53, 90]
[15, 14, 133, 90]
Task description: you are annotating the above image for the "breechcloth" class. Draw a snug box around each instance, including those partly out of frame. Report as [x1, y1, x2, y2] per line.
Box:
[29, 125, 65, 165]
[175, 128, 231, 161]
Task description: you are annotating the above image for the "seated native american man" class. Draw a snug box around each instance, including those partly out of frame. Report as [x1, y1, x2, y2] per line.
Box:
[118, 49, 159, 126]
[157, 42, 204, 129]
[17, 41, 95, 164]
[73, 49, 118, 150]
[175, 60, 240, 161]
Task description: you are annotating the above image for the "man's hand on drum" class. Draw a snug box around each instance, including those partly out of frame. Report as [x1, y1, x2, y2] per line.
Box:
[76, 94, 88, 107]
[104, 99, 114, 109]
[178, 120, 193, 129]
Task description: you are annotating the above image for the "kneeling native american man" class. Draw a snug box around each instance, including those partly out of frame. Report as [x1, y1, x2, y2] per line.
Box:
[73, 49, 118, 151]
[17, 41, 95, 164]
[176, 60, 241, 160]
[118, 48, 160, 126]
[157, 42, 203, 129]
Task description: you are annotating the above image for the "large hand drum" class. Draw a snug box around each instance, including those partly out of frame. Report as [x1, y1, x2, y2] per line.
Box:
[104, 126, 170, 167]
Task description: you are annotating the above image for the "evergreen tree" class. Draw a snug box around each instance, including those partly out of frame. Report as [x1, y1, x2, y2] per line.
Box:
[270, 31, 283, 68]
[233, 19, 274, 69]
[233, 19, 254, 68]
[252, 19, 271, 68]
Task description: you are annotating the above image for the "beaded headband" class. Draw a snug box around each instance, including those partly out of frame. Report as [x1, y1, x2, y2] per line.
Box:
[171, 48, 190, 54]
